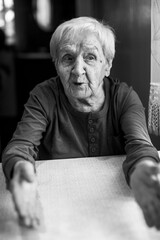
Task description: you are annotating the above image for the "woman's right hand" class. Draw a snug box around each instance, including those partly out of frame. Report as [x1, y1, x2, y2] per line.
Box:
[9, 161, 40, 228]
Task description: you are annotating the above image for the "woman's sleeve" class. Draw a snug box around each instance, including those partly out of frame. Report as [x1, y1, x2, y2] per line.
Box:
[118, 85, 160, 185]
[2, 85, 49, 181]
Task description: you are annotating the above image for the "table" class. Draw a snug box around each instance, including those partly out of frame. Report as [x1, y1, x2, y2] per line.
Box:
[0, 155, 160, 240]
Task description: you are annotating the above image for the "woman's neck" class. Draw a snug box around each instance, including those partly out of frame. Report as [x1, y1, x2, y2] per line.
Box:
[67, 89, 105, 113]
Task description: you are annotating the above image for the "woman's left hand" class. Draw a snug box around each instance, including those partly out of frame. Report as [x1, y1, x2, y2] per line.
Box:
[130, 160, 160, 230]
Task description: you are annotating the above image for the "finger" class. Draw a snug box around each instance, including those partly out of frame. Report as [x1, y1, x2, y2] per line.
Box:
[26, 200, 40, 228]
[143, 205, 155, 227]
[19, 215, 31, 227]
[20, 216, 39, 228]
[19, 209, 40, 228]
[152, 199, 160, 229]
[143, 200, 160, 229]
[31, 217, 40, 228]
[18, 201, 38, 228]
[143, 207, 153, 227]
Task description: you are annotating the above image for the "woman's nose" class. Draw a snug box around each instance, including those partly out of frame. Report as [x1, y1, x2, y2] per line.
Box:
[71, 57, 85, 76]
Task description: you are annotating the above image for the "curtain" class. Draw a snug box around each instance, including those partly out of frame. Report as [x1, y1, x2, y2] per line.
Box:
[148, 0, 160, 135]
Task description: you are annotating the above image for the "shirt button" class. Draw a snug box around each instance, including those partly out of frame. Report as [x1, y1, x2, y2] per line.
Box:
[88, 119, 93, 124]
[91, 147, 96, 153]
[89, 127, 94, 133]
[90, 137, 95, 143]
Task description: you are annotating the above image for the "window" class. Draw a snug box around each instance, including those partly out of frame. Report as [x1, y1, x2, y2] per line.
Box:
[32, 0, 53, 32]
[0, 0, 15, 45]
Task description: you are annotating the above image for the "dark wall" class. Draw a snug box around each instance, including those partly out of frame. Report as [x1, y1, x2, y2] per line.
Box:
[14, 0, 76, 52]
[0, 0, 76, 154]
[95, 0, 150, 107]
[99, 0, 160, 149]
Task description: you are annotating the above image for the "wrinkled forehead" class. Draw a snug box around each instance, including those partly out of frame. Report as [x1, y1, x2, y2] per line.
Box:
[58, 29, 103, 53]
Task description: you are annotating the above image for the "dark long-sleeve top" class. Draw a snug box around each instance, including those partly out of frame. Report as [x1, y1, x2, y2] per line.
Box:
[2, 76, 160, 184]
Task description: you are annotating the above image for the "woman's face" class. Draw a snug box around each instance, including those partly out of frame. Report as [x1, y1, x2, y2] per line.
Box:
[56, 31, 109, 100]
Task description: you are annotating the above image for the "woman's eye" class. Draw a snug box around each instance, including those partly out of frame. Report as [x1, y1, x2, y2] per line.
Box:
[62, 54, 74, 63]
[85, 54, 96, 61]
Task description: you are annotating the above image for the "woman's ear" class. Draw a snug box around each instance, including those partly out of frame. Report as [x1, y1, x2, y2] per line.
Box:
[105, 59, 112, 77]
[54, 60, 59, 75]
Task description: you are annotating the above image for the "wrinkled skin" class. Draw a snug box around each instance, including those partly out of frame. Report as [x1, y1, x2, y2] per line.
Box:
[55, 31, 112, 112]
[130, 159, 160, 230]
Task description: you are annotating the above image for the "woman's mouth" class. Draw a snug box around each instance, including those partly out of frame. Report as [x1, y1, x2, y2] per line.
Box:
[73, 82, 84, 86]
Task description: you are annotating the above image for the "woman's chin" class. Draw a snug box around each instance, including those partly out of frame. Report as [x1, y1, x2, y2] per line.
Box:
[72, 91, 91, 99]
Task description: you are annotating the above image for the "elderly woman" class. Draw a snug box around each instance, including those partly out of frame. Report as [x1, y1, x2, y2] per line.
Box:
[2, 17, 160, 228]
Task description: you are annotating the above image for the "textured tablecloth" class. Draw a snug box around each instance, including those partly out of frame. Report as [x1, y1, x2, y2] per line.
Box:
[0, 156, 160, 240]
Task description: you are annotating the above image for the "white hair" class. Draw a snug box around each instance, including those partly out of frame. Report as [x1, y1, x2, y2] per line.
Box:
[50, 16, 116, 64]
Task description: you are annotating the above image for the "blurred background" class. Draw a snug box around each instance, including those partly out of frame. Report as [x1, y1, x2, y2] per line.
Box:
[0, 0, 159, 156]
